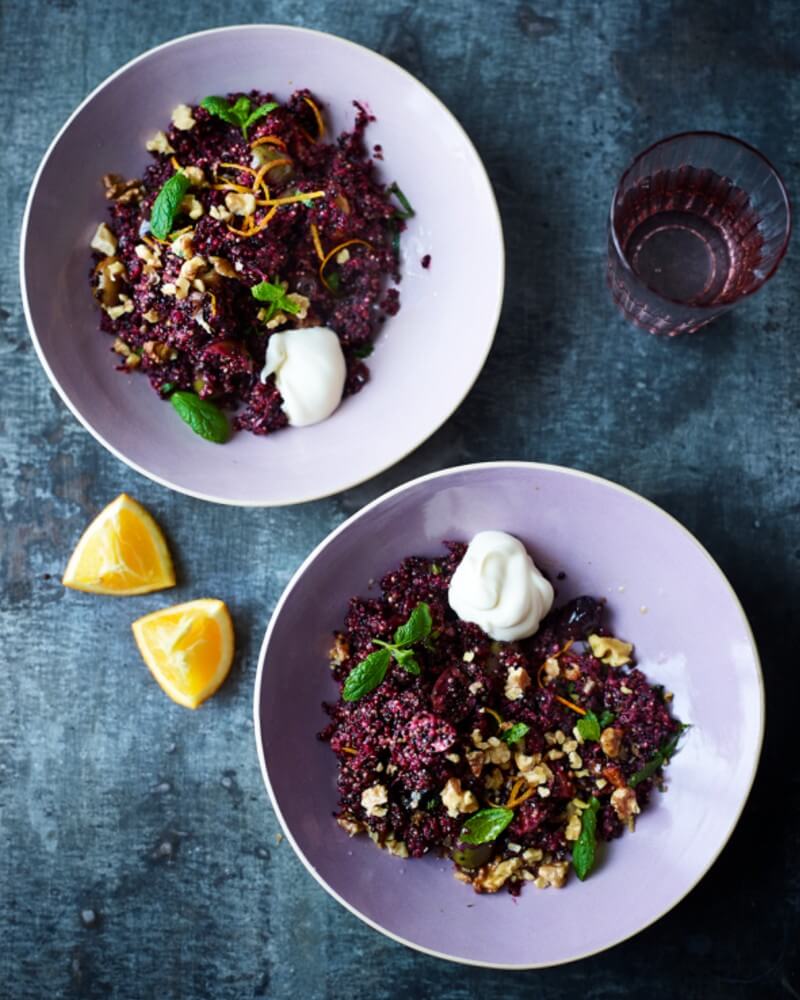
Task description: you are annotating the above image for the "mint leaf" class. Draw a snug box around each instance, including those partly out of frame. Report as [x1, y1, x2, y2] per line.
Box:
[353, 343, 374, 360]
[500, 722, 530, 745]
[599, 710, 616, 729]
[572, 797, 601, 880]
[387, 181, 415, 219]
[150, 172, 190, 240]
[393, 648, 420, 675]
[244, 101, 279, 136]
[170, 391, 229, 443]
[229, 96, 251, 122]
[629, 724, 688, 787]
[160, 382, 175, 396]
[460, 807, 514, 846]
[201, 95, 242, 127]
[342, 648, 391, 702]
[576, 710, 601, 742]
[393, 602, 432, 647]
[251, 281, 300, 316]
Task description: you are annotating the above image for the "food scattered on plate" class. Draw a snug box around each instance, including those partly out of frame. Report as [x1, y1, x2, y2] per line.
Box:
[132, 598, 234, 709]
[62, 493, 175, 595]
[89, 90, 414, 441]
[321, 531, 687, 893]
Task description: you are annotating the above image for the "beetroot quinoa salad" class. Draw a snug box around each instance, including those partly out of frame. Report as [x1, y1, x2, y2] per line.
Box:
[321, 542, 687, 895]
[88, 90, 413, 442]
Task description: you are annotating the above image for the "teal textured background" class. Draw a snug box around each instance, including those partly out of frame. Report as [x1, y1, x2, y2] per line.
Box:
[1, 1, 798, 996]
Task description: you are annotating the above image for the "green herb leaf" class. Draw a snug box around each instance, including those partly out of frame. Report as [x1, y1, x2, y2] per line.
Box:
[460, 807, 514, 846]
[342, 647, 391, 702]
[629, 724, 689, 787]
[393, 648, 421, 675]
[576, 710, 601, 742]
[251, 280, 300, 316]
[243, 101, 279, 135]
[430, 563, 441, 576]
[326, 270, 342, 292]
[201, 95, 242, 127]
[353, 343, 374, 360]
[599, 710, 617, 728]
[160, 382, 176, 396]
[170, 391, 229, 443]
[501, 722, 530, 745]
[388, 181, 415, 219]
[150, 172, 190, 240]
[393, 602, 432, 647]
[572, 797, 601, 880]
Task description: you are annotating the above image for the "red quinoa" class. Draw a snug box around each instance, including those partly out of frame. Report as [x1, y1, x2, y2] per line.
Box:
[321, 542, 686, 894]
[89, 91, 407, 436]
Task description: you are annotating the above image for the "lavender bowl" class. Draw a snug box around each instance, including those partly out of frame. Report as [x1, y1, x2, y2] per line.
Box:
[254, 462, 763, 967]
[20, 26, 503, 506]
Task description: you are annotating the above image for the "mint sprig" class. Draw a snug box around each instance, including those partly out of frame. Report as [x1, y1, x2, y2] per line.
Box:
[170, 391, 229, 443]
[201, 95, 278, 139]
[150, 171, 190, 239]
[342, 602, 432, 702]
[251, 280, 301, 323]
[500, 721, 530, 745]
[572, 796, 601, 880]
[460, 807, 514, 845]
[629, 724, 689, 788]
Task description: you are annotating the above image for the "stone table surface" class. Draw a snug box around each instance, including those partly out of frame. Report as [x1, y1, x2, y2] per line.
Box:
[2, 1, 799, 997]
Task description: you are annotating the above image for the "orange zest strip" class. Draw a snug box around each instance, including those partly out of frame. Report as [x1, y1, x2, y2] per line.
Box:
[482, 706, 504, 727]
[310, 222, 324, 261]
[170, 156, 182, 171]
[506, 777, 535, 809]
[554, 694, 587, 717]
[225, 205, 279, 238]
[207, 291, 217, 316]
[340, 746, 357, 755]
[537, 639, 576, 688]
[251, 158, 294, 200]
[319, 238, 373, 292]
[251, 135, 287, 151]
[256, 190, 327, 208]
[218, 161, 260, 178]
[303, 96, 325, 139]
[210, 182, 253, 194]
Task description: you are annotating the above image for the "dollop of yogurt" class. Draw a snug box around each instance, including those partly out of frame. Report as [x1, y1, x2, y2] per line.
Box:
[260, 326, 346, 427]
[448, 531, 554, 642]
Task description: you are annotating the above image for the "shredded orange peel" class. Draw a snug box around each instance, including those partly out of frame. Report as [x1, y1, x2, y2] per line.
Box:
[536, 640, 586, 716]
[251, 135, 287, 150]
[310, 223, 324, 261]
[319, 238, 372, 292]
[303, 96, 325, 139]
[506, 776, 535, 809]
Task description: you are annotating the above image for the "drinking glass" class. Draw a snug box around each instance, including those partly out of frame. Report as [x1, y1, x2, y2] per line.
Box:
[607, 132, 791, 335]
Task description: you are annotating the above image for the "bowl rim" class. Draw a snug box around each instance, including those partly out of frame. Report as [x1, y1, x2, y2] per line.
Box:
[19, 24, 505, 507]
[253, 459, 765, 968]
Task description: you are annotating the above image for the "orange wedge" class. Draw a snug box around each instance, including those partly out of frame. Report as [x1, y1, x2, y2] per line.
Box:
[132, 599, 234, 709]
[62, 494, 175, 596]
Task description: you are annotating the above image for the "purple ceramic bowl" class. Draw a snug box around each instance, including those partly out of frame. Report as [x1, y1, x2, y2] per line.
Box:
[20, 26, 503, 506]
[254, 462, 763, 967]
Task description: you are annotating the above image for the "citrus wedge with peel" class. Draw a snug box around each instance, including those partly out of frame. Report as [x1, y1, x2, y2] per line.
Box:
[62, 494, 175, 596]
[132, 599, 234, 709]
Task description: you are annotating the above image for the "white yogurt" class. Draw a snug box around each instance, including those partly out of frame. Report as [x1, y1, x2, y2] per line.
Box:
[448, 531, 554, 642]
[260, 326, 346, 427]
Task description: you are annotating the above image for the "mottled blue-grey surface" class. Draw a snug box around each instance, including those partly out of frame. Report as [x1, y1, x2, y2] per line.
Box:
[1, 0, 799, 997]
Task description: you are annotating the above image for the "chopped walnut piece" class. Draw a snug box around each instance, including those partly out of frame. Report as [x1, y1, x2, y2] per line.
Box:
[179, 256, 207, 283]
[336, 248, 351, 265]
[209, 255, 238, 278]
[514, 750, 541, 772]
[182, 164, 205, 187]
[440, 777, 479, 819]
[484, 738, 511, 766]
[565, 813, 582, 841]
[602, 764, 626, 789]
[181, 194, 204, 220]
[135, 242, 162, 274]
[142, 340, 175, 362]
[142, 309, 161, 324]
[146, 130, 175, 154]
[466, 750, 485, 778]
[162, 276, 191, 300]
[336, 815, 364, 837]
[522, 847, 543, 863]
[385, 836, 409, 858]
[360, 784, 388, 818]
[124, 354, 141, 369]
[611, 786, 641, 826]
[112, 338, 132, 357]
[522, 762, 553, 787]
[106, 294, 134, 320]
[535, 861, 569, 889]
[225, 191, 257, 216]
[328, 633, 349, 666]
[170, 233, 194, 259]
[102, 173, 142, 204]
[600, 726, 623, 759]
[210, 203, 233, 222]
[504, 666, 531, 701]
[171, 103, 196, 130]
[473, 857, 522, 893]
[542, 657, 560, 682]
[588, 634, 633, 667]
[483, 767, 504, 791]
[90, 223, 117, 256]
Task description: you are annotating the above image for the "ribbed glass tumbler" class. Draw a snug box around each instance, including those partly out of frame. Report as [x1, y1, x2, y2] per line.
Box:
[607, 132, 791, 335]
